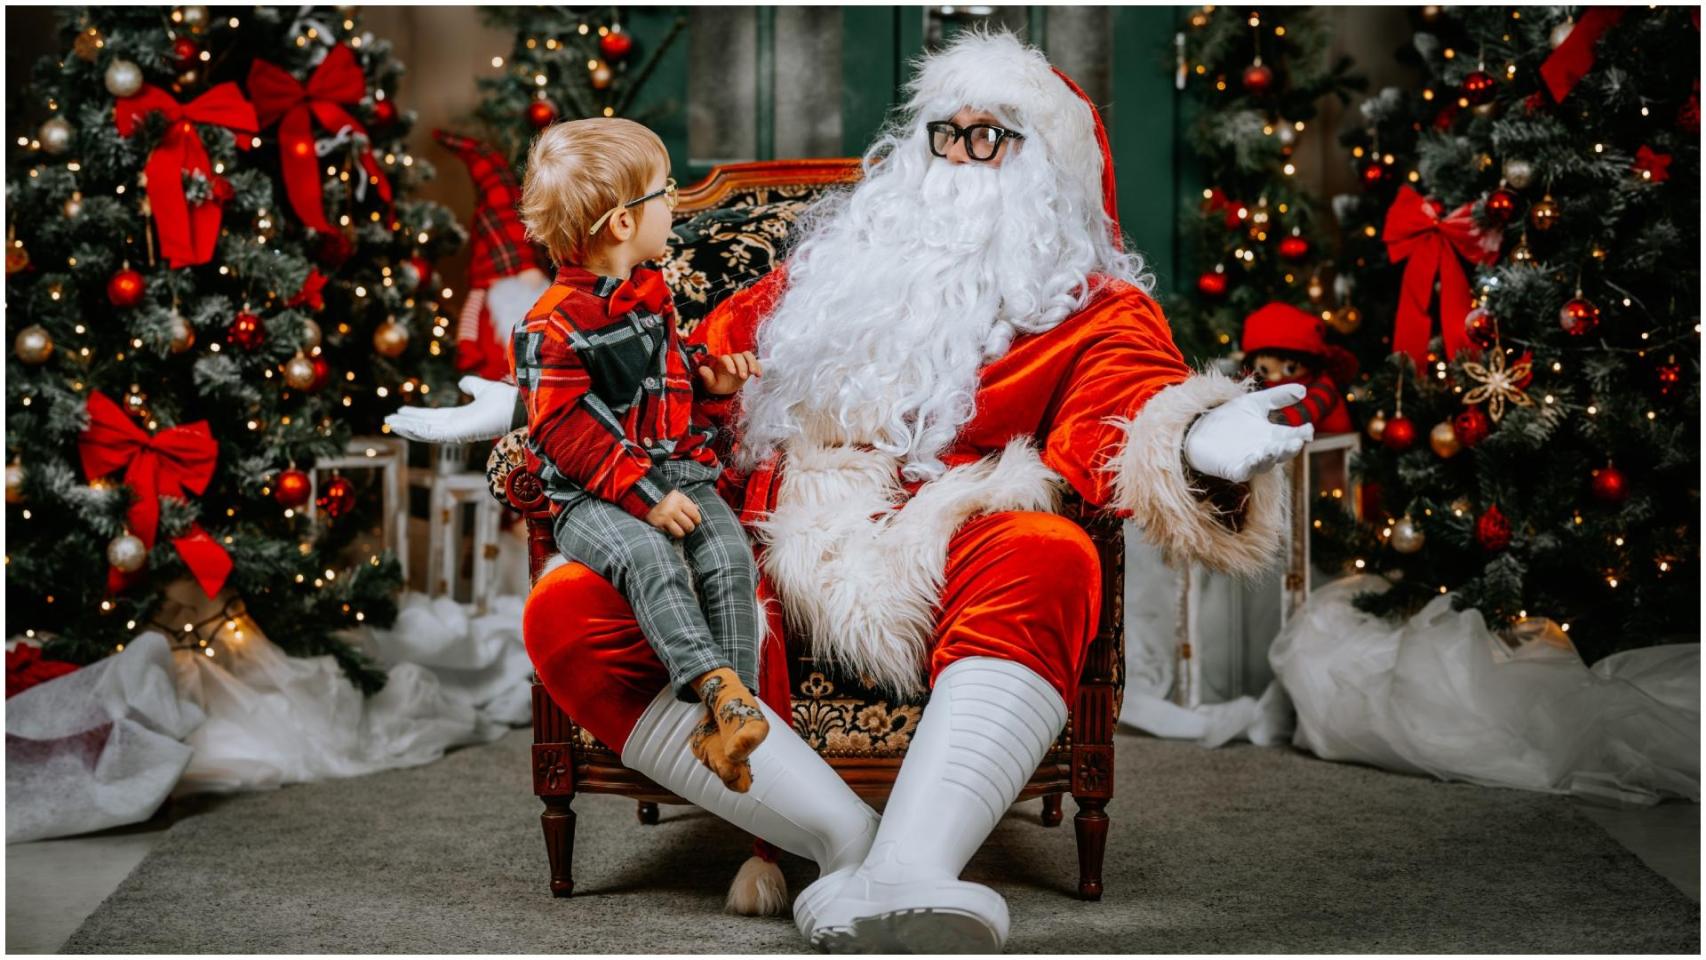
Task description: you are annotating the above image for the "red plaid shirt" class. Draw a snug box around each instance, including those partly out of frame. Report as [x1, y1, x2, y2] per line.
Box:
[510, 264, 720, 519]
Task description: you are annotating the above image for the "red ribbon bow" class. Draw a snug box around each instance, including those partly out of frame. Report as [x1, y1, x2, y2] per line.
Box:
[78, 392, 232, 599]
[114, 83, 260, 268]
[248, 45, 393, 234]
[608, 268, 671, 317]
[1382, 185, 1502, 368]
[1540, 8, 1627, 103]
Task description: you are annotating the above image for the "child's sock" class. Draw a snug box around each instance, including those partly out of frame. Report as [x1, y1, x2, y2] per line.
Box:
[692, 667, 770, 763]
[688, 713, 752, 792]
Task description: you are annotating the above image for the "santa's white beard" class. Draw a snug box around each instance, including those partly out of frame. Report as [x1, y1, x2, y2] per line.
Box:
[737, 134, 1107, 482]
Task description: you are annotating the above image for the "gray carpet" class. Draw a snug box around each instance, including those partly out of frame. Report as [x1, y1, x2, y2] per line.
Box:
[63, 727, 1699, 954]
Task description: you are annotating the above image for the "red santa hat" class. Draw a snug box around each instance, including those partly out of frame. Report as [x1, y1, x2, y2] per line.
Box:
[902, 30, 1123, 249]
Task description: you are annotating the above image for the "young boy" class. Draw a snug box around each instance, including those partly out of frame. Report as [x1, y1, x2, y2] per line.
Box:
[515, 118, 769, 791]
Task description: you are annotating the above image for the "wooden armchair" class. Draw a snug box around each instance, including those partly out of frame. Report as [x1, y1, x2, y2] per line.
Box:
[489, 159, 1124, 904]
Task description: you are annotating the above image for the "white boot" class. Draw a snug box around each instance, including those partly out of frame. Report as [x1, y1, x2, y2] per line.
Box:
[827, 658, 1068, 954]
[619, 690, 879, 938]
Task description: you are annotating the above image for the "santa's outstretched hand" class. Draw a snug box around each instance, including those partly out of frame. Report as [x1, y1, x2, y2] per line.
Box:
[385, 376, 517, 444]
[1183, 383, 1314, 483]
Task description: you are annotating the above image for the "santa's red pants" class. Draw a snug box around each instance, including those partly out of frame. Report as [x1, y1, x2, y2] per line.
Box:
[525, 511, 1101, 753]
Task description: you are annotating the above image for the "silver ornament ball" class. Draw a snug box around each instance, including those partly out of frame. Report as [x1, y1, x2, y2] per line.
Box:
[1390, 517, 1426, 555]
[39, 117, 74, 155]
[62, 192, 84, 219]
[1502, 158, 1534, 190]
[301, 317, 322, 350]
[178, 4, 209, 32]
[105, 59, 144, 98]
[1549, 19, 1573, 50]
[107, 532, 148, 573]
[283, 353, 317, 390]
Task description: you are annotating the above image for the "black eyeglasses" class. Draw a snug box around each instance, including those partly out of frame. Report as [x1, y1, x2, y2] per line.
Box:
[925, 121, 1025, 162]
[588, 178, 678, 236]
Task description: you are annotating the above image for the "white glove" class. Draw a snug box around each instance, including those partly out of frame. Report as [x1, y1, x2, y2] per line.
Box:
[1183, 384, 1315, 483]
[384, 376, 519, 444]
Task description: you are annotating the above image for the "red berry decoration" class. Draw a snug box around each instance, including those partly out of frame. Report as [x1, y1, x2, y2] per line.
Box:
[1654, 355, 1682, 398]
[1196, 270, 1228, 298]
[1381, 415, 1417, 452]
[1277, 235, 1311, 261]
[1464, 305, 1498, 349]
[370, 98, 397, 127]
[274, 469, 311, 508]
[1453, 408, 1491, 448]
[1483, 189, 1518, 224]
[1460, 70, 1496, 106]
[1360, 161, 1387, 186]
[527, 99, 557, 129]
[172, 36, 200, 67]
[228, 311, 267, 351]
[1241, 63, 1274, 95]
[106, 267, 146, 307]
[598, 29, 633, 61]
[318, 476, 356, 519]
[1590, 465, 1628, 505]
[1475, 505, 1512, 552]
[1558, 297, 1601, 337]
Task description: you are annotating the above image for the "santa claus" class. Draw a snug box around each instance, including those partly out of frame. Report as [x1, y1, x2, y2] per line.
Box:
[388, 30, 1310, 954]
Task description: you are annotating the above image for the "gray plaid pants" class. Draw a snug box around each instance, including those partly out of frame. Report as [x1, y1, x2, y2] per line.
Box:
[553, 458, 759, 703]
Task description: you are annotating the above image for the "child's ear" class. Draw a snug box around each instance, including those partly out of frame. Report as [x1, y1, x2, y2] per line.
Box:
[608, 207, 636, 242]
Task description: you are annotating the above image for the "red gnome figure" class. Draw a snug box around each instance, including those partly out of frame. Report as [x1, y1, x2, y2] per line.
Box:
[1240, 301, 1357, 435]
[434, 130, 551, 381]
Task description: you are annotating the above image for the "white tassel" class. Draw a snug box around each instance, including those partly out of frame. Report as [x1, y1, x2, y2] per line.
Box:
[724, 855, 789, 916]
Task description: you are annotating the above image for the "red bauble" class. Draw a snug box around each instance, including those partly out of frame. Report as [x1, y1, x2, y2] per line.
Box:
[1453, 407, 1491, 448]
[527, 99, 557, 129]
[1483, 189, 1518, 224]
[172, 36, 200, 67]
[1464, 305, 1499, 348]
[1241, 63, 1274, 95]
[408, 254, 434, 294]
[1224, 204, 1249, 231]
[1590, 465, 1628, 505]
[308, 355, 333, 392]
[317, 230, 354, 270]
[371, 98, 397, 127]
[1558, 297, 1601, 337]
[1460, 70, 1496, 106]
[1277, 235, 1311, 261]
[274, 469, 311, 508]
[317, 476, 356, 519]
[598, 29, 633, 61]
[228, 311, 267, 351]
[1475, 505, 1511, 552]
[106, 268, 146, 307]
[1382, 415, 1417, 452]
[1196, 270, 1228, 298]
[1360, 161, 1387, 186]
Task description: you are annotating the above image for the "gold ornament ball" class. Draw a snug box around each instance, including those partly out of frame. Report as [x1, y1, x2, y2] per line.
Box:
[124, 384, 149, 417]
[1528, 194, 1560, 231]
[1306, 276, 1326, 302]
[176, 68, 200, 89]
[1390, 517, 1426, 555]
[590, 62, 614, 90]
[62, 191, 84, 219]
[1509, 239, 1535, 265]
[302, 317, 322, 350]
[105, 59, 144, 98]
[168, 312, 196, 353]
[1450, 496, 1473, 516]
[178, 4, 209, 32]
[372, 319, 410, 358]
[14, 324, 54, 365]
[1430, 420, 1461, 458]
[107, 532, 148, 573]
[73, 26, 104, 62]
[1327, 305, 1362, 335]
[1502, 158, 1534, 190]
[1366, 411, 1388, 442]
[1472, 101, 1498, 120]
[283, 353, 317, 390]
[6, 463, 24, 504]
[39, 117, 74, 155]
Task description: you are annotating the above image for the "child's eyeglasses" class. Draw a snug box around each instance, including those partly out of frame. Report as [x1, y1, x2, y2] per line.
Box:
[588, 178, 678, 236]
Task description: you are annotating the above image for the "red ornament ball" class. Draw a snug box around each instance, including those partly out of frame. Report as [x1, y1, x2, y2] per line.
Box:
[317, 230, 354, 270]
[598, 29, 633, 61]
[1483, 189, 1518, 224]
[1360, 161, 1387, 186]
[1196, 270, 1229, 298]
[1241, 63, 1275, 95]
[172, 36, 200, 67]
[527, 99, 557, 129]
[1590, 465, 1628, 505]
[1460, 70, 1496, 106]
[407, 255, 434, 294]
[1277, 235, 1311, 261]
[318, 476, 356, 519]
[370, 98, 397, 127]
[1558, 297, 1601, 337]
[107, 268, 146, 307]
[1475, 504, 1511, 552]
[308, 355, 333, 393]
[1453, 407, 1491, 448]
[274, 469, 311, 508]
[1464, 305, 1498, 349]
[228, 311, 267, 351]
[1382, 415, 1417, 452]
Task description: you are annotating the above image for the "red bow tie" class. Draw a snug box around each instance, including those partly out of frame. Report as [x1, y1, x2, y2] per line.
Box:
[608, 269, 670, 317]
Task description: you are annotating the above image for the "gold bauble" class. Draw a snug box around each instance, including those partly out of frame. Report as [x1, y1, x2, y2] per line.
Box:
[39, 117, 74, 156]
[1509, 238, 1535, 265]
[1390, 516, 1426, 554]
[62, 191, 84, 219]
[1430, 420, 1461, 458]
[283, 353, 317, 389]
[1366, 411, 1388, 442]
[1450, 497, 1473, 516]
[1528, 194, 1560, 231]
[124, 384, 148, 418]
[104, 58, 144, 98]
[1306, 276, 1326, 303]
[106, 532, 148, 573]
[168, 312, 196, 353]
[178, 5, 209, 33]
[590, 62, 614, 90]
[372, 318, 410, 358]
[73, 26, 104, 62]
[14, 324, 54, 365]
[1501, 158, 1535, 190]
[301, 318, 322, 350]
[6, 462, 24, 504]
[175, 68, 200, 90]
[1326, 305, 1362, 335]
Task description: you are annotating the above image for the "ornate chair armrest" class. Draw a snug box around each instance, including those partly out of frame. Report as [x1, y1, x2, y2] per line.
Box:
[487, 428, 547, 511]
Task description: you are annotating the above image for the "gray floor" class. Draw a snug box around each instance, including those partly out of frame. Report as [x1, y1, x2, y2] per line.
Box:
[7, 729, 1699, 954]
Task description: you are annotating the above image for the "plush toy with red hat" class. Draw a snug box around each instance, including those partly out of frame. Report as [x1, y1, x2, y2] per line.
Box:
[1240, 301, 1357, 435]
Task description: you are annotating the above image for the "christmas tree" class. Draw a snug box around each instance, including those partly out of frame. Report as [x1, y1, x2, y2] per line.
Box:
[1169, 5, 1363, 365]
[1316, 6, 1699, 659]
[6, 6, 464, 690]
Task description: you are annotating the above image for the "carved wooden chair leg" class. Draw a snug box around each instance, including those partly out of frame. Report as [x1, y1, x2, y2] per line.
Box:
[541, 796, 577, 897]
[1072, 796, 1108, 901]
[637, 801, 659, 825]
[1041, 792, 1064, 826]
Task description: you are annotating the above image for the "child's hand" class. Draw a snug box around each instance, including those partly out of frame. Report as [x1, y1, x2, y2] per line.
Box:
[645, 490, 702, 538]
[696, 351, 763, 396]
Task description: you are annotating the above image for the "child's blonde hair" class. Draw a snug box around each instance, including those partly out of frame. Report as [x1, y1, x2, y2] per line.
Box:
[520, 117, 670, 265]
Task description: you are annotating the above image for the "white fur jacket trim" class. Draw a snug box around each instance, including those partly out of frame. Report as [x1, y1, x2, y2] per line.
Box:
[1110, 371, 1288, 578]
